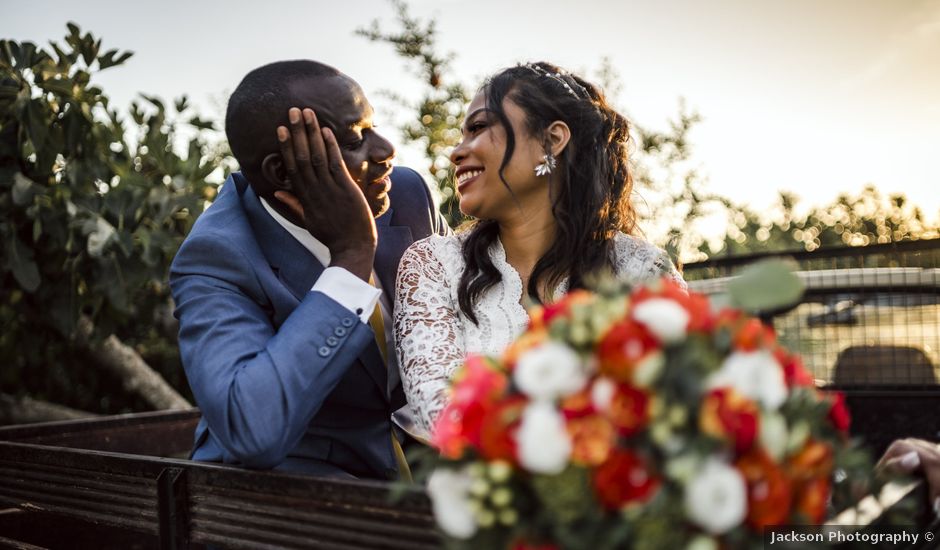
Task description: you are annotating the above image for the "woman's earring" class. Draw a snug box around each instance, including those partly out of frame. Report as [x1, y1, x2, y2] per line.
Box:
[534, 153, 556, 177]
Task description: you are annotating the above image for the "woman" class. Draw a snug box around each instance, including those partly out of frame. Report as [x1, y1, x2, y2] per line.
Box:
[394, 62, 685, 437]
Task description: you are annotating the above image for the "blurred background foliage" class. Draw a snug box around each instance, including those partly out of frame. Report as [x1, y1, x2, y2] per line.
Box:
[0, 9, 936, 419]
[1, 24, 232, 418]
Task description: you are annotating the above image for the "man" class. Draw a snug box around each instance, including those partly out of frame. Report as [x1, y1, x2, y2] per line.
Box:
[170, 60, 447, 479]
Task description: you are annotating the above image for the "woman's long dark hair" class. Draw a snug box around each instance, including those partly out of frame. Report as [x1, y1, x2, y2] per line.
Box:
[457, 61, 636, 324]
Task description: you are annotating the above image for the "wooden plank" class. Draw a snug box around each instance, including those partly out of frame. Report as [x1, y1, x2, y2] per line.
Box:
[0, 410, 199, 457]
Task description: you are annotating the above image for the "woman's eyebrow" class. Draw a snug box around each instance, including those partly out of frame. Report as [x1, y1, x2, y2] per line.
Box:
[461, 108, 487, 131]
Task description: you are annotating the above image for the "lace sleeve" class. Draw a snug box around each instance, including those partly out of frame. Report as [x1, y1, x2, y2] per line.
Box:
[394, 237, 467, 437]
[612, 233, 688, 289]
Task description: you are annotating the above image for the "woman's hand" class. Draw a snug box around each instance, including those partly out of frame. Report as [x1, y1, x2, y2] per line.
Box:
[877, 438, 940, 515]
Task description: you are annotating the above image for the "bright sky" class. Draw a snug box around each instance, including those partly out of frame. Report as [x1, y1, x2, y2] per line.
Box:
[5, 0, 939, 233]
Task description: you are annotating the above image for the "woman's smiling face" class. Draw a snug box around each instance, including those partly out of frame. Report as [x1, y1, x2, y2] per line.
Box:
[450, 90, 548, 221]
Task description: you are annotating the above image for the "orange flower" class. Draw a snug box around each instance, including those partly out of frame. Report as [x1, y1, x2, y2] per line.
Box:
[503, 329, 549, 369]
[597, 319, 660, 382]
[560, 387, 594, 418]
[733, 318, 776, 351]
[786, 440, 834, 483]
[700, 388, 760, 453]
[529, 289, 596, 331]
[735, 449, 793, 529]
[608, 383, 650, 437]
[793, 476, 830, 524]
[566, 413, 615, 466]
[593, 449, 661, 510]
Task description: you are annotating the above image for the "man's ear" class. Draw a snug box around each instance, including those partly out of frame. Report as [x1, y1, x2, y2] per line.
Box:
[260, 153, 292, 192]
[546, 121, 571, 158]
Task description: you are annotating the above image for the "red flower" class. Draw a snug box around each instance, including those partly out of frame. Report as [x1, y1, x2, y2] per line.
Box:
[511, 540, 559, 550]
[597, 319, 661, 382]
[735, 449, 793, 529]
[700, 388, 760, 453]
[608, 383, 650, 437]
[593, 449, 661, 510]
[826, 392, 851, 434]
[431, 355, 509, 458]
[774, 349, 816, 388]
[566, 413, 615, 467]
[479, 395, 527, 462]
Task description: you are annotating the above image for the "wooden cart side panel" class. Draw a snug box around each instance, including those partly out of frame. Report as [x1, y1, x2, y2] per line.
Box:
[0, 410, 200, 457]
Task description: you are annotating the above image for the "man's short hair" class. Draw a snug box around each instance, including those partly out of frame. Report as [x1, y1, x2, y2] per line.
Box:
[225, 60, 341, 175]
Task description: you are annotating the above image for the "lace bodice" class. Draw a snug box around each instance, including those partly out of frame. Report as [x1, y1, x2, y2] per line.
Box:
[393, 232, 684, 437]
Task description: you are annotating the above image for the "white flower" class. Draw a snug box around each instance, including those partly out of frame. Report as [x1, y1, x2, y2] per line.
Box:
[591, 377, 616, 412]
[516, 401, 572, 474]
[514, 341, 586, 402]
[684, 458, 747, 534]
[760, 412, 789, 462]
[632, 298, 690, 343]
[427, 467, 477, 539]
[706, 350, 787, 410]
[634, 351, 665, 387]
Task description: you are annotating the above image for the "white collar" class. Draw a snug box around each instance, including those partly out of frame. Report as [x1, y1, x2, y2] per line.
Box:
[259, 197, 331, 266]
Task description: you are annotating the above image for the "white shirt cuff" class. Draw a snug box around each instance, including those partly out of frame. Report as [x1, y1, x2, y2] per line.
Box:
[311, 267, 381, 324]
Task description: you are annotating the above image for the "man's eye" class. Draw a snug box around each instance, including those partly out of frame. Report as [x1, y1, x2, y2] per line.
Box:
[343, 139, 364, 151]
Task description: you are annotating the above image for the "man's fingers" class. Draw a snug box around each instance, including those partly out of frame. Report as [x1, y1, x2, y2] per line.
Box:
[273, 191, 304, 219]
[288, 108, 318, 187]
[303, 109, 332, 185]
[322, 128, 355, 184]
[277, 126, 297, 176]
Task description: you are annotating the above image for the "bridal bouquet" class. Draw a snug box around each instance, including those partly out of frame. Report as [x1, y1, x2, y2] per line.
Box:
[426, 272, 873, 550]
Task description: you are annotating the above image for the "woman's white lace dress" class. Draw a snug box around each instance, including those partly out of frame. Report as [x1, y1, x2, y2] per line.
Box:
[394, 232, 684, 437]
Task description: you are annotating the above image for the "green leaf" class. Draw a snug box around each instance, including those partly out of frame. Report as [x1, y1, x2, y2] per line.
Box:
[8, 236, 41, 292]
[24, 99, 50, 149]
[727, 259, 804, 313]
[188, 116, 215, 131]
[11, 172, 40, 206]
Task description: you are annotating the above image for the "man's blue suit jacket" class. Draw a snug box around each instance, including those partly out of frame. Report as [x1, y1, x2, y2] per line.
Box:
[170, 167, 447, 479]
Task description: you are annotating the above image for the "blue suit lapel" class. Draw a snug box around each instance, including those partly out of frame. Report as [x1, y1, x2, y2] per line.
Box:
[240, 182, 325, 301]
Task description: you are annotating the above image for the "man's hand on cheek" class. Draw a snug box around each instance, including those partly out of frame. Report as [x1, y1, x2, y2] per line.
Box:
[275, 107, 377, 281]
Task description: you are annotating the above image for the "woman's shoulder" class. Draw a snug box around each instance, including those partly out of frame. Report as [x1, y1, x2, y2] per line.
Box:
[610, 232, 684, 284]
[401, 233, 466, 271]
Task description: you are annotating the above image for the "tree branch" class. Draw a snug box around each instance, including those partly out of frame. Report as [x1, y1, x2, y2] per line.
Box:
[0, 393, 99, 425]
[75, 315, 191, 410]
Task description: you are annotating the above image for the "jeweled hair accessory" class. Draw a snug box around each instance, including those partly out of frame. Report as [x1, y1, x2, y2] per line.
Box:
[534, 153, 557, 177]
[522, 63, 589, 99]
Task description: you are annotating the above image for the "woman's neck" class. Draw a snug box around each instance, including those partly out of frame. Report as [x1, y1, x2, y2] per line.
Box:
[498, 203, 556, 296]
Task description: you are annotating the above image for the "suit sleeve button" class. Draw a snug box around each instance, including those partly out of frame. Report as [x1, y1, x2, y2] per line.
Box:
[334, 327, 348, 337]
[326, 336, 339, 347]
[318, 346, 331, 357]
[341, 317, 355, 328]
